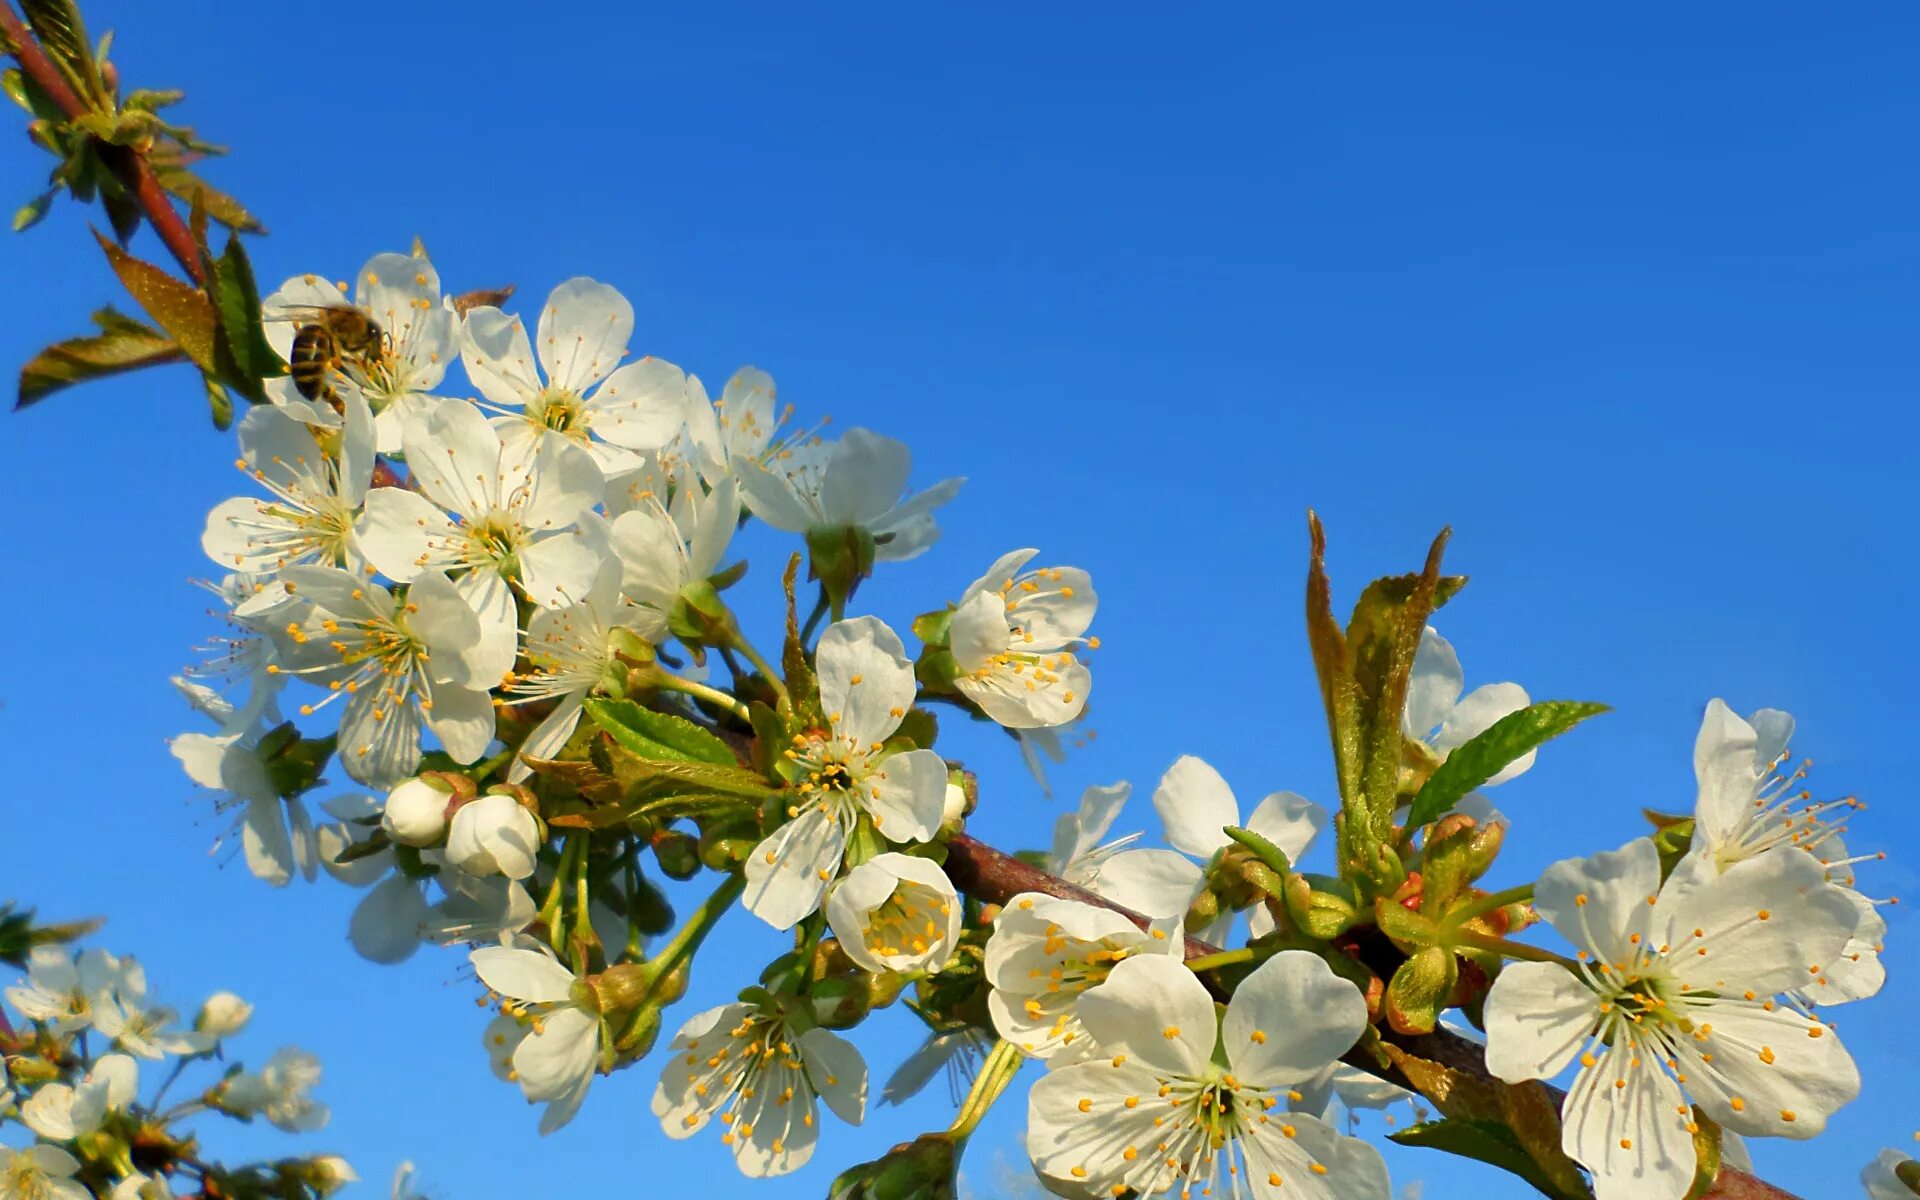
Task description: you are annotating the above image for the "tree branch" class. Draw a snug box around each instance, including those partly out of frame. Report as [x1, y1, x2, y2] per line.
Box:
[943, 833, 1802, 1200]
[0, 2, 207, 285]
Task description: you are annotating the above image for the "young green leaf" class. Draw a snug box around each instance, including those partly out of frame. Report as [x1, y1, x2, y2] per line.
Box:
[585, 697, 736, 767]
[1406, 700, 1611, 828]
[93, 230, 217, 371]
[12, 188, 52, 231]
[151, 162, 263, 234]
[209, 231, 281, 402]
[1390, 1118, 1593, 1200]
[17, 315, 186, 408]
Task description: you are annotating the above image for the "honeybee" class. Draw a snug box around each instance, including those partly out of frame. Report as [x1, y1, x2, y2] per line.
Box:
[284, 305, 386, 405]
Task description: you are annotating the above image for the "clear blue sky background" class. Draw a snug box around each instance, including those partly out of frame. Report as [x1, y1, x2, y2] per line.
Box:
[1, 3, 1914, 1197]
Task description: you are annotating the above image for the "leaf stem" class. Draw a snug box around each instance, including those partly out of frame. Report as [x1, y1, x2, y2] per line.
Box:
[649, 873, 745, 987]
[655, 672, 751, 722]
[1447, 929, 1578, 968]
[1443, 883, 1534, 930]
[728, 630, 789, 712]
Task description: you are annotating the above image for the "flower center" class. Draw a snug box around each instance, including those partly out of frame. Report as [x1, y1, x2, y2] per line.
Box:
[529, 386, 589, 438]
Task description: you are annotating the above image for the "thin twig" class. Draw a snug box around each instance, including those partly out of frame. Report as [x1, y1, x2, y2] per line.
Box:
[942, 834, 1802, 1200]
[0, 3, 207, 284]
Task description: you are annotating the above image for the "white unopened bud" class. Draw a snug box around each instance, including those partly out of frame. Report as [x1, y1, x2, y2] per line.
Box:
[309, 1155, 357, 1195]
[195, 991, 253, 1037]
[445, 793, 540, 880]
[382, 777, 451, 847]
[942, 782, 967, 824]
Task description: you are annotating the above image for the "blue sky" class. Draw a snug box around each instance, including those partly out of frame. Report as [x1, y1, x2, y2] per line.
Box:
[1, 2, 1915, 1196]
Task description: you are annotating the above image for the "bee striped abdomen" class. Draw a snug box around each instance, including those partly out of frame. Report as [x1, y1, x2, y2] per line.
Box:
[289, 323, 340, 402]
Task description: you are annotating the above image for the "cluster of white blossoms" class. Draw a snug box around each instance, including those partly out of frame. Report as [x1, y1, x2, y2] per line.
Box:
[167, 250, 1109, 1176]
[0, 940, 364, 1199]
[150, 246, 1905, 1200]
[1483, 699, 1892, 1200]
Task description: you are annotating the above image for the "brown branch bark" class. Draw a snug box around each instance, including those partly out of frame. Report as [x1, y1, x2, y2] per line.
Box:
[0, 3, 207, 285]
[944, 833, 1802, 1200]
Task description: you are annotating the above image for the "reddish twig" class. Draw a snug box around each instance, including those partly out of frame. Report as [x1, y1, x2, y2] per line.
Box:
[943, 834, 1802, 1200]
[0, 3, 207, 285]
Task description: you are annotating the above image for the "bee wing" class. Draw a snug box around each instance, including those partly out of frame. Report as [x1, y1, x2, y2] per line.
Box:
[267, 303, 353, 324]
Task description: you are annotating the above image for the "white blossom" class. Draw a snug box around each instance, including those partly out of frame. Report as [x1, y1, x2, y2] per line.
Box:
[201, 391, 374, 579]
[1484, 838, 1865, 1200]
[1676, 699, 1884, 1005]
[1863, 1148, 1918, 1200]
[824, 852, 962, 975]
[653, 1001, 867, 1178]
[742, 617, 948, 929]
[6, 946, 94, 1034]
[471, 946, 601, 1134]
[1403, 626, 1533, 785]
[1045, 781, 1136, 887]
[949, 548, 1096, 729]
[262, 254, 457, 454]
[276, 566, 492, 788]
[984, 892, 1177, 1059]
[1102, 755, 1327, 941]
[735, 427, 961, 563]
[223, 1048, 329, 1132]
[21, 1053, 137, 1140]
[0, 1145, 90, 1200]
[881, 1026, 991, 1106]
[1027, 951, 1390, 1200]
[500, 560, 637, 782]
[85, 951, 214, 1061]
[590, 470, 740, 644]
[169, 678, 317, 888]
[359, 398, 602, 684]
[462, 278, 689, 476]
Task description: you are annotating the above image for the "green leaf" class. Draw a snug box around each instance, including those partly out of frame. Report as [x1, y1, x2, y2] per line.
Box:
[1390, 1118, 1592, 1200]
[1358, 529, 1450, 837]
[16, 314, 187, 409]
[93, 229, 217, 372]
[585, 698, 736, 767]
[1303, 512, 1358, 800]
[12, 189, 52, 231]
[1406, 700, 1611, 828]
[209, 231, 281, 402]
[151, 161, 264, 234]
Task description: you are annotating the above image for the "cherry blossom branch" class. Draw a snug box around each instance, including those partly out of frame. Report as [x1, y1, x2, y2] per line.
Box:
[941, 833, 1803, 1200]
[0, 3, 208, 285]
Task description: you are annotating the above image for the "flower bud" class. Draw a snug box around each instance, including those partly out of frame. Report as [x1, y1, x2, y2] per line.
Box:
[652, 831, 701, 881]
[1419, 813, 1505, 913]
[829, 1132, 961, 1200]
[697, 821, 756, 871]
[1384, 945, 1459, 1036]
[304, 1155, 358, 1196]
[194, 991, 253, 1037]
[1183, 887, 1221, 933]
[941, 782, 967, 826]
[1282, 873, 1361, 940]
[382, 777, 452, 847]
[444, 793, 541, 879]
